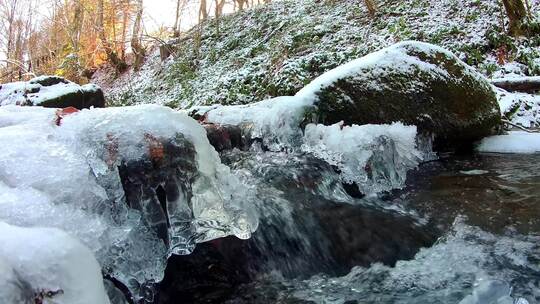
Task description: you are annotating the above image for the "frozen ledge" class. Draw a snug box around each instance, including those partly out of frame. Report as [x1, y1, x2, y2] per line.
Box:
[477, 131, 540, 154]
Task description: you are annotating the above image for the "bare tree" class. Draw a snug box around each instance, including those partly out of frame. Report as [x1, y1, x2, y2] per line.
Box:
[236, 0, 247, 11]
[214, 0, 225, 36]
[173, 0, 188, 36]
[0, 0, 21, 77]
[120, 0, 130, 60]
[67, 0, 84, 54]
[97, 0, 126, 71]
[131, 0, 145, 70]
[199, 0, 208, 22]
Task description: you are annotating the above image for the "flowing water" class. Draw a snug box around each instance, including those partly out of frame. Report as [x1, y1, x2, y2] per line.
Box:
[158, 151, 540, 304]
[2, 107, 538, 304]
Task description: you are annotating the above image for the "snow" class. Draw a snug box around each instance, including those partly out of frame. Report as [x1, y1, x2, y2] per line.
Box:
[296, 41, 457, 101]
[492, 75, 540, 85]
[29, 82, 81, 105]
[477, 131, 540, 154]
[0, 222, 111, 304]
[205, 96, 312, 151]
[491, 62, 531, 79]
[0, 105, 258, 301]
[496, 88, 540, 128]
[0, 77, 82, 106]
[301, 122, 423, 193]
[0, 81, 34, 106]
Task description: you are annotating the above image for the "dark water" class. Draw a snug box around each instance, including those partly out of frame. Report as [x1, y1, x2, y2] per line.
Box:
[399, 153, 540, 234]
[157, 152, 540, 304]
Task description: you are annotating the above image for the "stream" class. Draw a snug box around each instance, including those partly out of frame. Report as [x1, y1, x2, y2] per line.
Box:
[156, 151, 540, 304]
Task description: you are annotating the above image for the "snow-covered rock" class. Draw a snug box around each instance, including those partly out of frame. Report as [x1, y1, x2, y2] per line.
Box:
[0, 75, 105, 109]
[0, 105, 258, 301]
[0, 222, 111, 304]
[298, 41, 501, 150]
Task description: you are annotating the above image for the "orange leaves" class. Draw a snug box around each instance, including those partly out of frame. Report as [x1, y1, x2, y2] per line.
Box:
[144, 133, 165, 163]
[54, 107, 79, 126]
[497, 46, 507, 65]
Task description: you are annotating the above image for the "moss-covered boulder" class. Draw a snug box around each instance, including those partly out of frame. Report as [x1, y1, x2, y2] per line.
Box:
[298, 41, 501, 150]
[0, 76, 105, 109]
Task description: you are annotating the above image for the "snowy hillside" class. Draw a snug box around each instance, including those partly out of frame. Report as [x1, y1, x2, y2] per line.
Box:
[94, 0, 540, 109]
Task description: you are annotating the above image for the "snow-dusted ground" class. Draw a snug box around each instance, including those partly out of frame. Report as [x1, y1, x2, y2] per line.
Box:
[497, 88, 540, 128]
[94, 0, 540, 109]
[481, 87, 540, 155]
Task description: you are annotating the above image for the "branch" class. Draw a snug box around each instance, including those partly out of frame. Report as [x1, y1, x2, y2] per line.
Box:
[501, 118, 540, 133]
[491, 76, 540, 93]
[143, 34, 178, 58]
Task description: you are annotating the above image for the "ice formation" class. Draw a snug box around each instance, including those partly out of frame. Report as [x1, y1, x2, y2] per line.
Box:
[202, 98, 425, 193]
[0, 105, 257, 301]
[301, 122, 422, 193]
[203, 96, 311, 151]
[0, 222, 111, 304]
[477, 131, 540, 154]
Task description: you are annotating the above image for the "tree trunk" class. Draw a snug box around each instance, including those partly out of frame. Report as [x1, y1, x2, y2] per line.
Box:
[70, 0, 84, 54]
[502, 0, 528, 36]
[131, 0, 145, 71]
[120, 0, 129, 60]
[110, 0, 118, 53]
[173, 0, 182, 36]
[97, 0, 126, 71]
[491, 76, 540, 93]
[214, 0, 226, 37]
[364, 0, 377, 17]
[199, 0, 208, 22]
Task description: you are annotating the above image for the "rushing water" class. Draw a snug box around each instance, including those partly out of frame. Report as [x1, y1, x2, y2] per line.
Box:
[158, 151, 540, 304]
